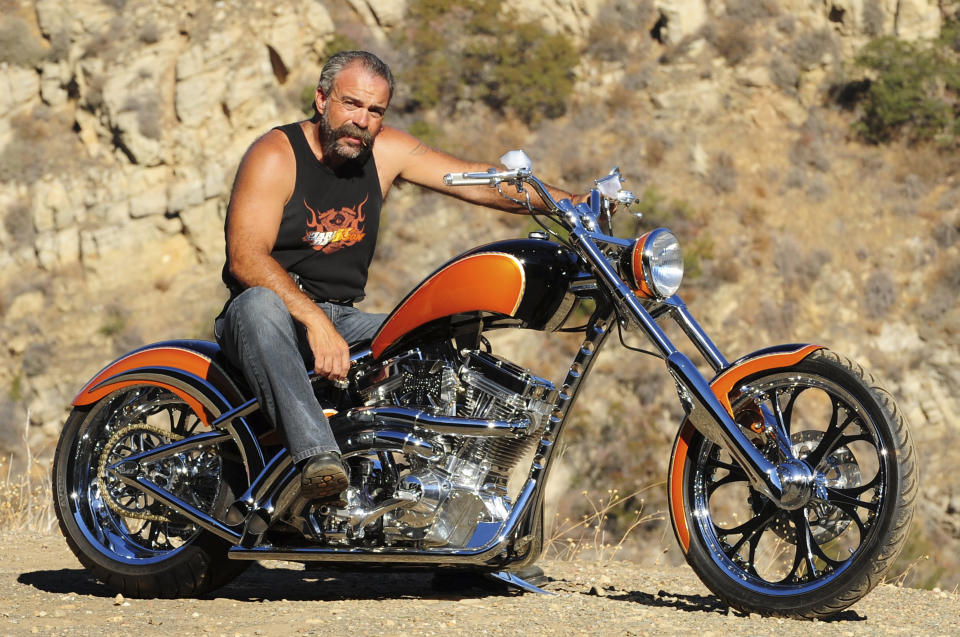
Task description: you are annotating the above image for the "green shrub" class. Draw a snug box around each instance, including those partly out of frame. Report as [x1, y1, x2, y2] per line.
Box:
[684, 236, 714, 280]
[99, 304, 128, 337]
[8, 373, 23, 402]
[483, 22, 578, 123]
[300, 83, 317, 115]
[397, 0, 578, 124]
[853, 35, 960, 144]
[631, 186, 694, 230]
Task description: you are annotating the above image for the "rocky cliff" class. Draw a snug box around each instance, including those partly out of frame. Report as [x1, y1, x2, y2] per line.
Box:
[1, 0, 958, 588]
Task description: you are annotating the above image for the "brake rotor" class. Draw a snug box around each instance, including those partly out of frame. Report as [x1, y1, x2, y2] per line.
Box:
[763, 429, 862, 544]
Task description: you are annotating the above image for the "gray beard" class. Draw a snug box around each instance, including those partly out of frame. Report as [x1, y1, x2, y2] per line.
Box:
[319, 110, 374, 165]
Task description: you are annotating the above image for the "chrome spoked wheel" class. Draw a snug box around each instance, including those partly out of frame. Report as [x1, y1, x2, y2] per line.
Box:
[694, 373, 885, 589]
[673, 350, 916, 618]
[69, 386, 223, 562]
[55, 381, 251, 597]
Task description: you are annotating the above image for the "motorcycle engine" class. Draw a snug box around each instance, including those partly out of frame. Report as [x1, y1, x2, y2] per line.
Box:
[314, 346, 556, 548]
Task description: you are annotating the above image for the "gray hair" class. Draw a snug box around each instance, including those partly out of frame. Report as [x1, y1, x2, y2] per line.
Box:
[317, 50, 395, 103]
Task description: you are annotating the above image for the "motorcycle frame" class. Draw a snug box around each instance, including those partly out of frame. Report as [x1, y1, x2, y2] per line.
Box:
[83, 176, 821, 569]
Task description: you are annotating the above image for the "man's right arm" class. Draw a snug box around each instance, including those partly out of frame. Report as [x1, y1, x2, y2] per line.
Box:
[225, 130, 351, 380]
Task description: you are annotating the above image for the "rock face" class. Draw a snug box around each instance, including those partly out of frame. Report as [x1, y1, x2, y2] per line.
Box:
[0, 0, 338, 432]
[1, 0, 958, 591]
[655, 0, 709, 43]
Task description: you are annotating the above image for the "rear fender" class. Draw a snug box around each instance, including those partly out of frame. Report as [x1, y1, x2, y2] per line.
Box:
[668, 343, 823, 553]
[72, 341, 266, 478]
[73, 341, 245, 418]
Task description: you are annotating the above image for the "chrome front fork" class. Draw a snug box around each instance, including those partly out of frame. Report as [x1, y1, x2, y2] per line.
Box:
[567, 214, 813, 510]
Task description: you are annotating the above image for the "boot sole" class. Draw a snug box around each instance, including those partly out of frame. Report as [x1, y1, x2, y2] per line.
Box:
[301, 465, 349, 501]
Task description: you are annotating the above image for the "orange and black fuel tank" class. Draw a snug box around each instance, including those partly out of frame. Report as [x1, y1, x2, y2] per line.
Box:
[370, 239, 583, 359]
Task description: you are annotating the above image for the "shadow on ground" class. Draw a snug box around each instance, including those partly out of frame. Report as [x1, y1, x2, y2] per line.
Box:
[608, 588, 867, 622]
[17, 564, 868, 622]
[17, 563, 521, 602]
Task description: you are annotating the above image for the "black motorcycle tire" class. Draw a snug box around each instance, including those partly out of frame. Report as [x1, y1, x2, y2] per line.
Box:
[53, 386, 249, 598]
[669, 349, 917, 619]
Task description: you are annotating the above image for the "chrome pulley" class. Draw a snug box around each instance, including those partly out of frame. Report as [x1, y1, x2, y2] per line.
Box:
[70, 386, 226, 555]
[97, 423, 183, 522]
[96, 421, 222, 524]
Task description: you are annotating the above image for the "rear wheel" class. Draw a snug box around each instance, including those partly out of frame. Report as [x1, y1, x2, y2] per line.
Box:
[53, 385, 249, 597]
[669, 350, 917, 618]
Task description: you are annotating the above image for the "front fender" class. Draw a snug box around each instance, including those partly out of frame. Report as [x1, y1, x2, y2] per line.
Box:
[668, 343, 823, 552]
[707, 343, 824, 417]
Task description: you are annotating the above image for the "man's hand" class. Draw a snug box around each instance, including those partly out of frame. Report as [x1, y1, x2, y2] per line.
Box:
[305, 312, 351, 380]
[569, 192, 591, 207]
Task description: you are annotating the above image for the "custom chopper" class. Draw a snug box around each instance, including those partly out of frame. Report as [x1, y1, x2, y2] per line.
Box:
[53, 151, 916, 618]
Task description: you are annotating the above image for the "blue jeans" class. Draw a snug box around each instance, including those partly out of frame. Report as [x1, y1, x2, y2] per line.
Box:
[214, 287, 386, 464]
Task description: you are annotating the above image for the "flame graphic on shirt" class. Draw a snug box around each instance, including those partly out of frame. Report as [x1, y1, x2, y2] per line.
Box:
[301, 195, 367, 254]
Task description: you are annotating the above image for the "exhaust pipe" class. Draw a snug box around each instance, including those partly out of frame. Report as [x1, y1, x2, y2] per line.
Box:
[347, 406, 530, 437]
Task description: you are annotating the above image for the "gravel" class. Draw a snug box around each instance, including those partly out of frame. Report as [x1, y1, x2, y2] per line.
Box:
[1, 531, 957, 636]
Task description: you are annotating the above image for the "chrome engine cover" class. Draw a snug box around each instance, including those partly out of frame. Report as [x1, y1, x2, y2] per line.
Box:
[317, 348, 555, 548]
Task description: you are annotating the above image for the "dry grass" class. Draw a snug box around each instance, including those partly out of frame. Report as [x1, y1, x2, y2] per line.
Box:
[0, 413, 55, 534]
[887, 553, 932, 588]
[544, 485, 664, 565]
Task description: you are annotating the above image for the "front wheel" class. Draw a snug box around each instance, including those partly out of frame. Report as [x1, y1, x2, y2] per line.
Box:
[53, 385, 249, 597]
[668, 349, 917, 618]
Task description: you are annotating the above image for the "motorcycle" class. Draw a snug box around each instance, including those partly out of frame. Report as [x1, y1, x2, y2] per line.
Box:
[53, 151, 916, 618]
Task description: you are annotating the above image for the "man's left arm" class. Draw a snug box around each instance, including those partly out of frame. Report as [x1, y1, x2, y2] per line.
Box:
[374, 126, 585, 213]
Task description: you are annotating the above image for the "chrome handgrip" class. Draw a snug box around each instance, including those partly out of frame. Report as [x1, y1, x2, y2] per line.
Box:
[443, 168, 562, 215]
[443, 168, 525, 187]
[443, 172, 496, 186]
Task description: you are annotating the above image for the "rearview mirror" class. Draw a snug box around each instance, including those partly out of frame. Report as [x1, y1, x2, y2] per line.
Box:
[499, 150, 533, 171]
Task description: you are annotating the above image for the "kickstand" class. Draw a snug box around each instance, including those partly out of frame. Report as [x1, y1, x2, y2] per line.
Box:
[485, 571, 554, 595]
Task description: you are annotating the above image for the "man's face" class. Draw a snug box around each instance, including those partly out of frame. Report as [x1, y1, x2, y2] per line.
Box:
[317, 63, 390, 164]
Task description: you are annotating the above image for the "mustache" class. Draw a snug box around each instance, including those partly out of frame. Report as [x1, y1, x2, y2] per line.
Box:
[333, 123, 373, 147]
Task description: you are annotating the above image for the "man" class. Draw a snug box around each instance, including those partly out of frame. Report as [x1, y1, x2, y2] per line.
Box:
[216, 50, 583, 502]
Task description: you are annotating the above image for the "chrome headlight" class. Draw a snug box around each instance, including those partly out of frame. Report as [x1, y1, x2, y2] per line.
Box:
[622, 228, 684, 299]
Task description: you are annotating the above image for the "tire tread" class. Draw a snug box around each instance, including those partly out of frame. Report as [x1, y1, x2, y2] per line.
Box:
[678, 348, 918, 619]
[52, 399, 250, 599]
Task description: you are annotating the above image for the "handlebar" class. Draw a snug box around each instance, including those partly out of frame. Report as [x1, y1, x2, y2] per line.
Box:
[442, 164, 635, 241]
[442, 168, 525, 187]
[442, 168, 564, 214]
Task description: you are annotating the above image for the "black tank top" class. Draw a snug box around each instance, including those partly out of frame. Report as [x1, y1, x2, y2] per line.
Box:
[223, 122, 382, 301]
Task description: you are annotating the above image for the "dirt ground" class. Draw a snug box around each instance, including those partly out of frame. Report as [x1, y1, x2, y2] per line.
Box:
[0, 530, 957, 637]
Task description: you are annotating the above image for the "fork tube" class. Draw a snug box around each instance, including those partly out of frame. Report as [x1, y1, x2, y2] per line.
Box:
[566, 224, 787, 506]
[660, 297, 729, 373]
[568, 225, 677, 356]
